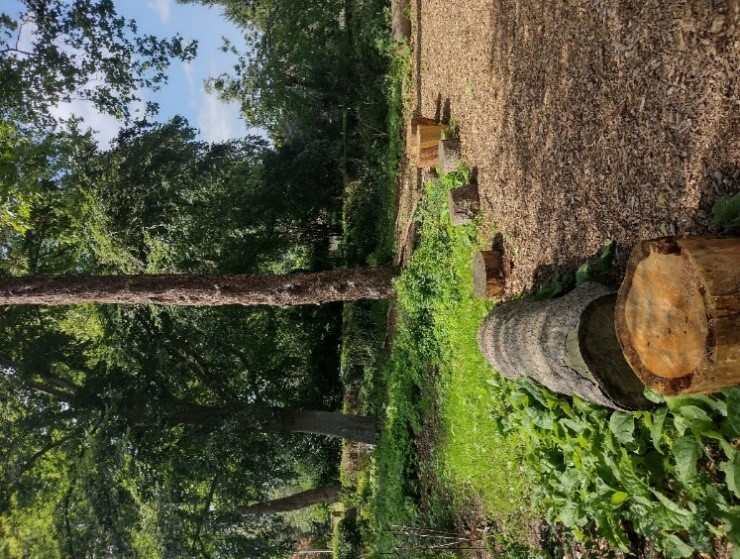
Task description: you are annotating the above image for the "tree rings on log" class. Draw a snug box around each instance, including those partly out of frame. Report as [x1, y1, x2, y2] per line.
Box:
[615, 236, 740, 395]
[473, 250, 505, 298]
[448, 184, 480, 226]
[478, 282, 651, 410]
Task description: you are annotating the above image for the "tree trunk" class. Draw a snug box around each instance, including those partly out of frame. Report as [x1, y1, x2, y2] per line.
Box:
[164, 399, 378, 444]
[0, 267, 396, 307]
[260, 408, 378, 444]
[236, 484, 342, 515]
[615, 236, 740, 395]
[478, 282, 651, 410]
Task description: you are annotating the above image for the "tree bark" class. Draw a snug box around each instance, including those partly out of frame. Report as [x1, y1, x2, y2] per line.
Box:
[615, 236, 740, 395]
[163, 399, 378, 444]
[478, 282, 651, 410]
[448, 184, 479, 226]
[236, 484, 342, 515]
[0, 267, 396, 307]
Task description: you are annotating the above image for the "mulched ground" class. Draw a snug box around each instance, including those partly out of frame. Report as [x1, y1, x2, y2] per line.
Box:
[401, 0, 740, 295]
[391, 1, 740, 557]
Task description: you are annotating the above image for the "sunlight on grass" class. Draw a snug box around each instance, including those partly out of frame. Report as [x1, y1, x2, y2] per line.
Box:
[434, 222, 535, 542]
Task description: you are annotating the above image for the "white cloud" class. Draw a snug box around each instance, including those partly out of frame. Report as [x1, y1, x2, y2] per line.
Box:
[147, 0, 171, 25]
[49, 95, 149, 149]
[50, 101, 122, 148]
[182, 62, 197, 110]
[197, 91, 240, 143]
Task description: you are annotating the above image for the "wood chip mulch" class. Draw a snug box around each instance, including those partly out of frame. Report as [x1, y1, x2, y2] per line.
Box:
[403, 0, 740, 295]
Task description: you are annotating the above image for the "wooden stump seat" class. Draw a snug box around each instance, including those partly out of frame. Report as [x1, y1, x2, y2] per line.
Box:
[615, 236, 740, 395]
[448, 184, 480, 226]
[406, 116, 449, 169]
[478, 282, 651, 410]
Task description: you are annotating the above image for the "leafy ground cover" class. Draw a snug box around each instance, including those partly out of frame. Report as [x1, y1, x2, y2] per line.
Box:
[350, 168, 739, 559]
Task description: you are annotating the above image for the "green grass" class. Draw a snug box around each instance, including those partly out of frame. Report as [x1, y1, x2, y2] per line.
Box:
[364, 170, 538, 557]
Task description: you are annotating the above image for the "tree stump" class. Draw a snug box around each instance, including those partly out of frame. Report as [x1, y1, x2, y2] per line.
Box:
[437, 137, 461, 174]
[478, 282, 651, 410]
[390, 0, 411, 44]
[406, 117, 448, 168]
[448, 184, 480, 226]
[615, 236, 740, 395]
[473, 250, 504, 298]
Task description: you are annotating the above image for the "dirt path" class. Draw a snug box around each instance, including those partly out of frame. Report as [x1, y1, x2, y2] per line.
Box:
[406, 0, 740, 294]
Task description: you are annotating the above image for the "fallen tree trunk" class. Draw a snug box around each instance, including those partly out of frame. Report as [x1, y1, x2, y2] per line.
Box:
[615, 236, 740, 395]
[478, 282, 650, 410]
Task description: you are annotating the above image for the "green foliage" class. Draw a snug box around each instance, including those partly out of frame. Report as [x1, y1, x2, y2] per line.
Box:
[712, 192, 740, 231]
[369, 170, 739, 558]
[1, 0, 197, 125]
[333, 516, 364, 559]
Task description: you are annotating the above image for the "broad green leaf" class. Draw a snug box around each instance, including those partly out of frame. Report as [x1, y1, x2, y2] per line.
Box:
[724, 387, 740, 436]
[661, 534, 695, 558]
[651, 407, 668, 452]
[672, 436, 702, 482]
[652, 489, 694, 530]
[666, 394, 726, 415]
[644, 387, 665, 404]
[609, 411, 635, 445]
[610, 491, 630, 506]
[719, 453, 740, 499]
[672, 404, 714, 433]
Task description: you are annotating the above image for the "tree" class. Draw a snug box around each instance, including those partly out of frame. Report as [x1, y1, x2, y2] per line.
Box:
[0, 267, 396, 307]
[1, 0, 197, 125]
[236, 484, 342, 516]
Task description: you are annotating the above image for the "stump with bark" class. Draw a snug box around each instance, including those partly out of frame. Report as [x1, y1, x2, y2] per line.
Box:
[448, 184, 480, 226]
[478, 282, 651, 410]
[615, 236, 740, 395]
[437, 137, 461, 174]
[473, 250, 504, 298]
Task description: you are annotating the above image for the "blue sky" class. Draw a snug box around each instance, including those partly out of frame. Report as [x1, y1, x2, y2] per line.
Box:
[12, 0, 251, 146]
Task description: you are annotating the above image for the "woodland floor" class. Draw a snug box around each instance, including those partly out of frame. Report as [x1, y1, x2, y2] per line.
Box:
[388, 1, 740, 557]
[395, 0, 740, 292]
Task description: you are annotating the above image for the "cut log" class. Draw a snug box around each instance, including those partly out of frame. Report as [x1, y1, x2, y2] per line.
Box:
[615, 236, 740, 395]
[448, 184, 480, 226]
[473, 250, 504, 298]
[478, 282, 652, 410]
[406, 117, 449, 168]
[390, 0, 411, 44]
[406, 116, 437, 158]
[437, 138, 461, 174]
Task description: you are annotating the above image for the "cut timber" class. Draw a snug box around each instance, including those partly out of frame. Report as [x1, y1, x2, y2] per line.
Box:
[473, 250, 505, 297]
[448, 184, 480, 225]
[437, 138, 461, 174]
[615, 236, 740, 395]
[478, 282, 651, 410]
[406, 116, 449, 168]
[405, 116, 436, 158]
